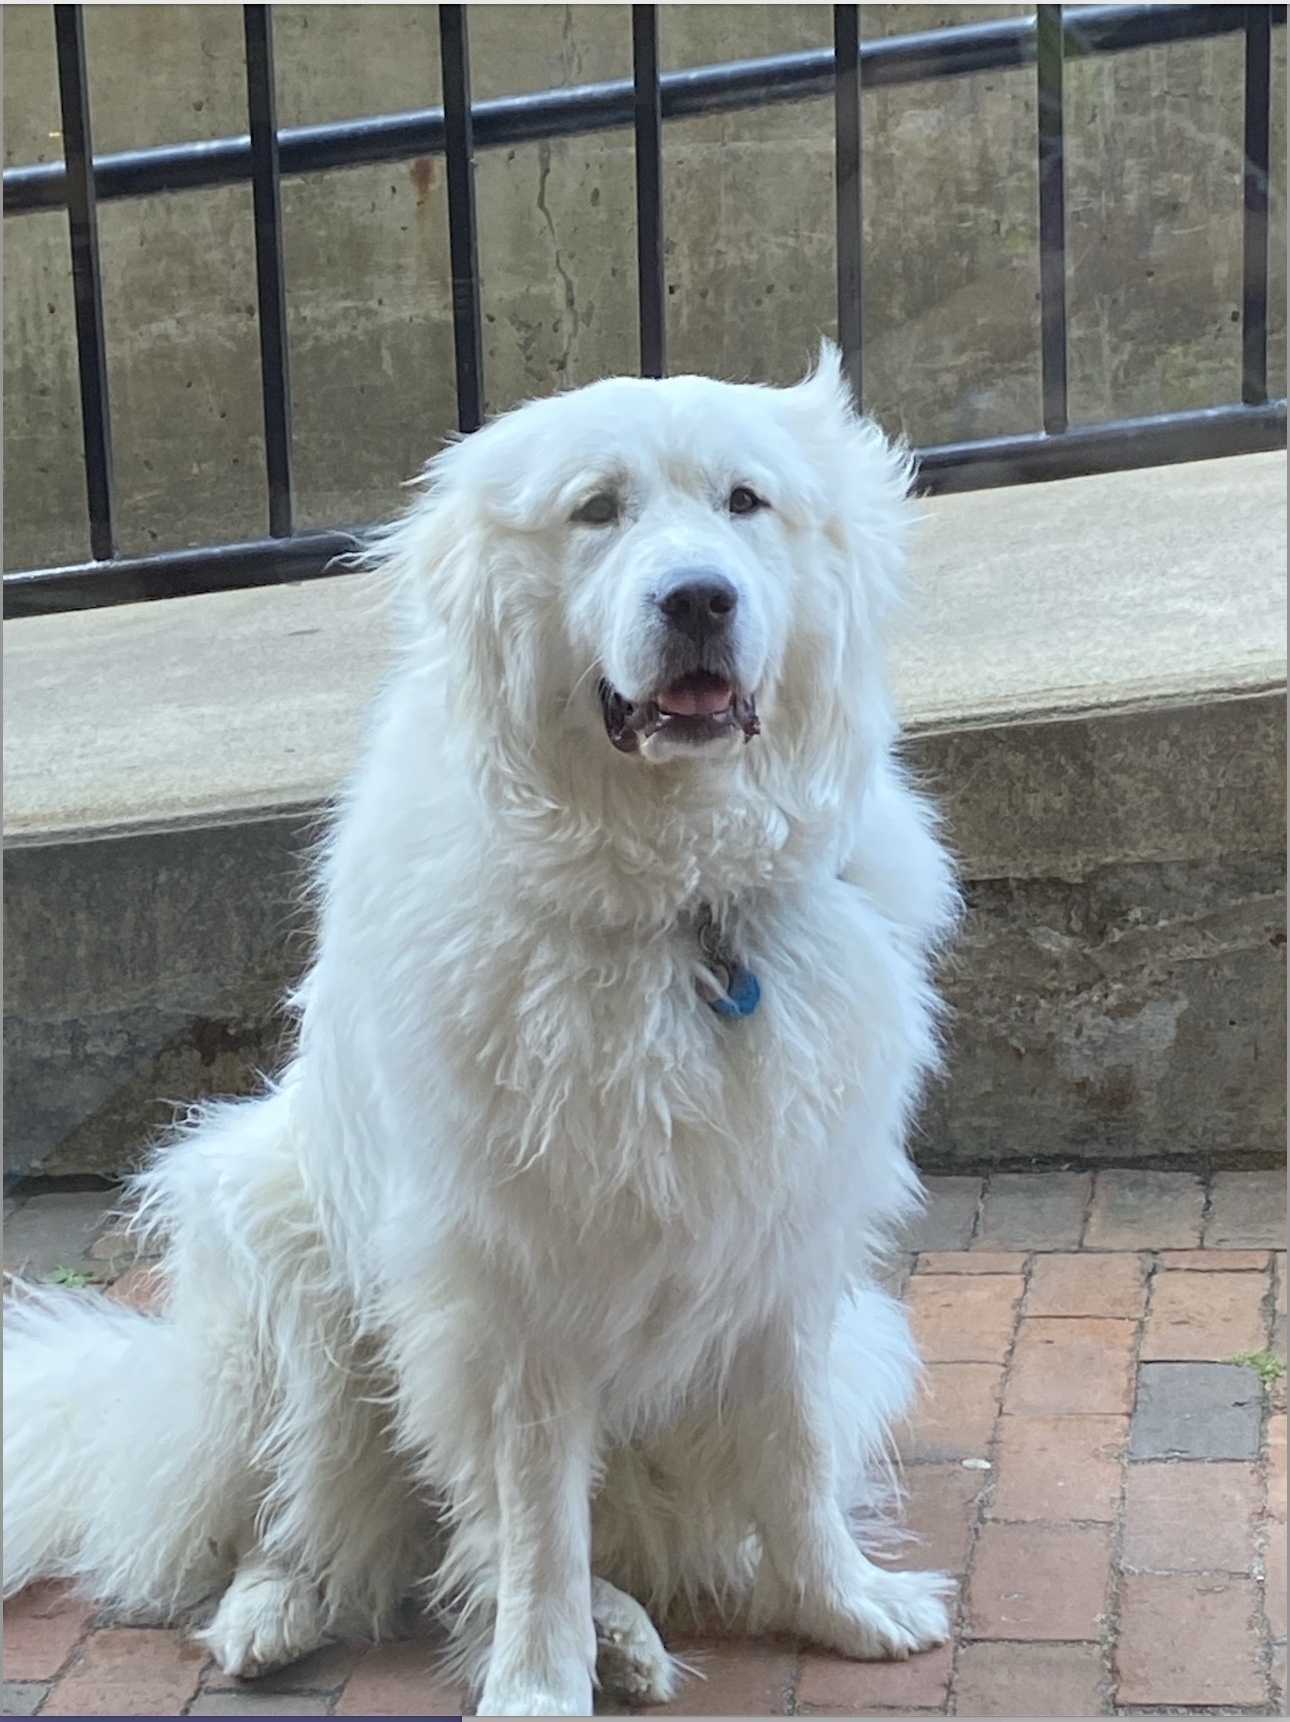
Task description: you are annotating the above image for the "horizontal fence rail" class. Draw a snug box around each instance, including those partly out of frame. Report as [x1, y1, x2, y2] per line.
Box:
[5, 4, 1280, 215]
[3, 2, 1285, 617]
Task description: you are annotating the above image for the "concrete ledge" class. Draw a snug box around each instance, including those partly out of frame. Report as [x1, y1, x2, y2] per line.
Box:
[911, 689, 1286, 1169]
[5, 454, 1286, 1178]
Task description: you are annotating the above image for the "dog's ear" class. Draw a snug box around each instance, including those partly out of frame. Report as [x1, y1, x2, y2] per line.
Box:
[364, 442, 482, 637]
[364, 445, 547, 778]
[793, 338, 857, 424]
[782, 340, 918, 637]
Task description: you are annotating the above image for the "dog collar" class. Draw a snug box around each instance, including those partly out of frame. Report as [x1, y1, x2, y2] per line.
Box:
[695, 905, 761, 1020]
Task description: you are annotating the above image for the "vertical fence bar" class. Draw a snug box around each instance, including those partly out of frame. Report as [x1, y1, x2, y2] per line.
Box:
[53, 3, 115, 561]
[632, 5, 666, 378]
[833, 4, 863, 405]
[1241, 3, 1271, 406]
[1036, 4, 1069, 435]
[243, 5, 293, 537]
[439, 4, 484, 433]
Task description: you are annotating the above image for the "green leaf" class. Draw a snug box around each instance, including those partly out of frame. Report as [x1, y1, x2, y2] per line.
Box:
[1229, 1349, 1287, 1386]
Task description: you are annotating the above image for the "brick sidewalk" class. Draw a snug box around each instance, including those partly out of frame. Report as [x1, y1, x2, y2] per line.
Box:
[4, 1169, 1286, 1717]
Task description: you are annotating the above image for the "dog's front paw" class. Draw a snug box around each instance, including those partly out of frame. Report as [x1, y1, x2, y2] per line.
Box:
[200, 1562, 329, 1679]
[592, 1577, 678, 1706]
[800, 1567, 953, 1662]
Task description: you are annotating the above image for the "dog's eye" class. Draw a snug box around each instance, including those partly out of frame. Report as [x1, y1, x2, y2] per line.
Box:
[572, 492, 620, 526]
[728, 485, 766, 516]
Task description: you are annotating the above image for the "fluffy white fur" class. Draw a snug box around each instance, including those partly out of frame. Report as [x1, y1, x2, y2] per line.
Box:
[4, 346, 960, 1716]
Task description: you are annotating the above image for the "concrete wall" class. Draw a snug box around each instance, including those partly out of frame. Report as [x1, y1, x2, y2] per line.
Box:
[4, 4, 1286, 571]
[4, 818, 310, 1178]
[8, 697, 1283, 1181]
[916, 694, 1287, 1170]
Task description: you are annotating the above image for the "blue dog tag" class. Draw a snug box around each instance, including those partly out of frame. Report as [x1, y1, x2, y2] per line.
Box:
[709, 960, 761, 1020]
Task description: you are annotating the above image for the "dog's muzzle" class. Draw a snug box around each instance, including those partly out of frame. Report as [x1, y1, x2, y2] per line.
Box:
[597, 567, 760, 754]
[597, 673, 760, 754]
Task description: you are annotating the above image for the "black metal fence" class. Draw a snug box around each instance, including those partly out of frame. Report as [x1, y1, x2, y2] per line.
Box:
[3, 3, 1285, 618]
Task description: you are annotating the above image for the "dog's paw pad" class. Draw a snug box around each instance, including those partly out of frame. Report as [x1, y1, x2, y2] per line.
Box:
[597, 1634, 680, 1706]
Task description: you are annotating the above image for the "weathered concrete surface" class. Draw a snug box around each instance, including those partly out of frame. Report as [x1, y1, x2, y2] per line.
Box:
[3, 5, 1285, 570]
[911, 691, 1287, 1169]
[5, 452, 1283, 845]
[4, 576, 391, 844]
[921, 691, 1286, 883]
[4, 457, 1285, 1177]
[4, 819, 310, 1180]
[916, 815, 1286, 1168]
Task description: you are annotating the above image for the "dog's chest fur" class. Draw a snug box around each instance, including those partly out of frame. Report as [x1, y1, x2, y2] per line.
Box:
[409, 866, 914, 1225]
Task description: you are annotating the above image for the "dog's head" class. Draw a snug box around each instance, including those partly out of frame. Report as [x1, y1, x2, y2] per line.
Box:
[376, 343, 914, 829]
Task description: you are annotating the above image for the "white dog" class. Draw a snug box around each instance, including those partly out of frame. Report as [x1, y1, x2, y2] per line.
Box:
[4, 346, 959, 1716]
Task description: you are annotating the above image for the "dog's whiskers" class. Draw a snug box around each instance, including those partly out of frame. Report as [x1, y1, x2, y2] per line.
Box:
[564, 657, 603, 712]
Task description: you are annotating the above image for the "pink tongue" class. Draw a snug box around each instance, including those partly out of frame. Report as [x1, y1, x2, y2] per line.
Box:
[657, 675, 733, 718]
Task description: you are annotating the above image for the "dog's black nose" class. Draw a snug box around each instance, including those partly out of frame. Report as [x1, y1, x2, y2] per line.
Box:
[657, 572, 739, 642]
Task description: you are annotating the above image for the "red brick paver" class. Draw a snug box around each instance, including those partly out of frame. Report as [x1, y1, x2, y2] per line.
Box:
[333, 1639, 466, 1716]
[1025, 1251, 1145, 1318]
[1267, 1410, 1287, 1521]
[797, 1640, 952, 1712]
[904, 1271, 1023, 1362]
[1158, 1248, 1271, 1270]
[2, 1584, 95, 1682]
[200, 1641, 362, 1698]
[41, 1629, 205, 1716]
[1116, 1572, 1266, 1706]
[989, 1415, 1126, 1522]
[106, 1260, 167, 1314]
[898, 1361, 1003, 1460]
[188, 1695, 328, 1715]
[1142, 1268, 1269, 1360]
[966, 1521, 1113, 1640]
[1004, 1317, 1136, 1416]
[4, 1168, 1285, 1716]
[643, 1641, 797, 1715]
[913, 1250, 1027, 1275]
[894, 1462, 985, 1574]
[954, 1641, 1106, 1717]
[1122, 1461, 1260, 1572]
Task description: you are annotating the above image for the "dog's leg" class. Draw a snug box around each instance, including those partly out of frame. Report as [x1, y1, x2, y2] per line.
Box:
[199, 1538, 330, 1679]
[740, 1345, 951, 1661]
[475, 1379, 598, 1717]
[591, 1576, 677, 1706]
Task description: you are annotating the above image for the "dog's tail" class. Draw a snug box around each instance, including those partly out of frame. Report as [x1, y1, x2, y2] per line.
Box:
[0, 1092, 295, 1616]
[828, 1278, 922, 1541]
[2, 1280, 254, 1614]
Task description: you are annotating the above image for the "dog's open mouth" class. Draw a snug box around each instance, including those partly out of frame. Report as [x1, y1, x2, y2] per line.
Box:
[598, 671, 760, 754]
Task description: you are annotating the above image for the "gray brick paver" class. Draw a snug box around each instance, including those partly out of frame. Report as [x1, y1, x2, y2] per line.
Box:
[903, 1176, 982, 1252]
[2, 1191, 118, 1279]
[2, 1681, 49, 1716]
[187, 1695, 333, 1716]
[1130, 1362, 1264, 1460]
[200, 1642, 361, 1697]
[1086, 1169, 1205, 1251]
[974, 1171, 1091, 1250]
[1206, 1170, 1288, 1249]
